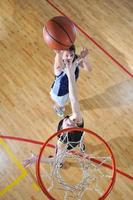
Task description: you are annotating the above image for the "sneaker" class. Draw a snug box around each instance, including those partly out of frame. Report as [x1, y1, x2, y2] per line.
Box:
[53, 106, 64, 117]
[59, 163, 63, 168]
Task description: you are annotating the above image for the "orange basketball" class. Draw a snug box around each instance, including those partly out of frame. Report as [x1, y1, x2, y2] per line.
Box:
[43, 16, 76, 50]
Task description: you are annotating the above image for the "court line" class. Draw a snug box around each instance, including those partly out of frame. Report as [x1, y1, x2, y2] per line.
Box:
[0, 139, 27, 196]
[46, 0, 133, 78]
[0, 135, 132, 181]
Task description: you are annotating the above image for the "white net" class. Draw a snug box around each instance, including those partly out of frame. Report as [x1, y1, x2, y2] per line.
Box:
[38, 129, 115, 200]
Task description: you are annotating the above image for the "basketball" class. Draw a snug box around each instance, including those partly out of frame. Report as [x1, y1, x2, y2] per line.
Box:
[43, 16, 76, 50]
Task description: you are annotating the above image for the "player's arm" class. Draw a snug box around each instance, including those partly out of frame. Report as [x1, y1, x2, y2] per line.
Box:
[77, 48, 92, 71]
[23, 153, 55, 168]
[65, 60, 82, 123]
[53, 50, 64, 76]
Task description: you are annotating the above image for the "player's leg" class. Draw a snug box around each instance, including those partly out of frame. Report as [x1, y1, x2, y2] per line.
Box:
[50, 90, 69, 117]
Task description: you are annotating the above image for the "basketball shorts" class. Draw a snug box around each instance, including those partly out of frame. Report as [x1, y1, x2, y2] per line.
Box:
[50, 90, 69, 107]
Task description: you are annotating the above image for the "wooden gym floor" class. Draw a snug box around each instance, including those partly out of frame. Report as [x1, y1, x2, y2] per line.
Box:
[0, 0, 133, 199]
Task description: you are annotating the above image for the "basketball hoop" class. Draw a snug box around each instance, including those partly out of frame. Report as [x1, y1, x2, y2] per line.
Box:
[36, 128, 116, 200]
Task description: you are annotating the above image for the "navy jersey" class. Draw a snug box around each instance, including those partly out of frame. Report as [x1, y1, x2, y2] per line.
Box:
[51, 55, 79, 96]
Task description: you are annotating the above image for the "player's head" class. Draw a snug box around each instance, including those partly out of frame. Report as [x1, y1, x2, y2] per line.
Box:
[62, 45, 76, 62]
[62, 117, 77, 128]
[57, 115, 83, 131]
[69, 44, 76, 54]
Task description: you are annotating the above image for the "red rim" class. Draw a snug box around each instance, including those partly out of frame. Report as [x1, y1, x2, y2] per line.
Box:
[36, 128, 116, 200]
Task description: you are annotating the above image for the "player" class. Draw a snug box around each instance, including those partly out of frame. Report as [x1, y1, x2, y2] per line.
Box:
[50, 45, 91, 117]
[23, 52, 85, 168]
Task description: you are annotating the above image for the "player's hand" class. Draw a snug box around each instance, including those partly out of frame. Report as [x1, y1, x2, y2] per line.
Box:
[79, 48, 89, 59]
[23, 153, 38, 168]
[63, 57, 73, 67]
[54, 50, 63, 55]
